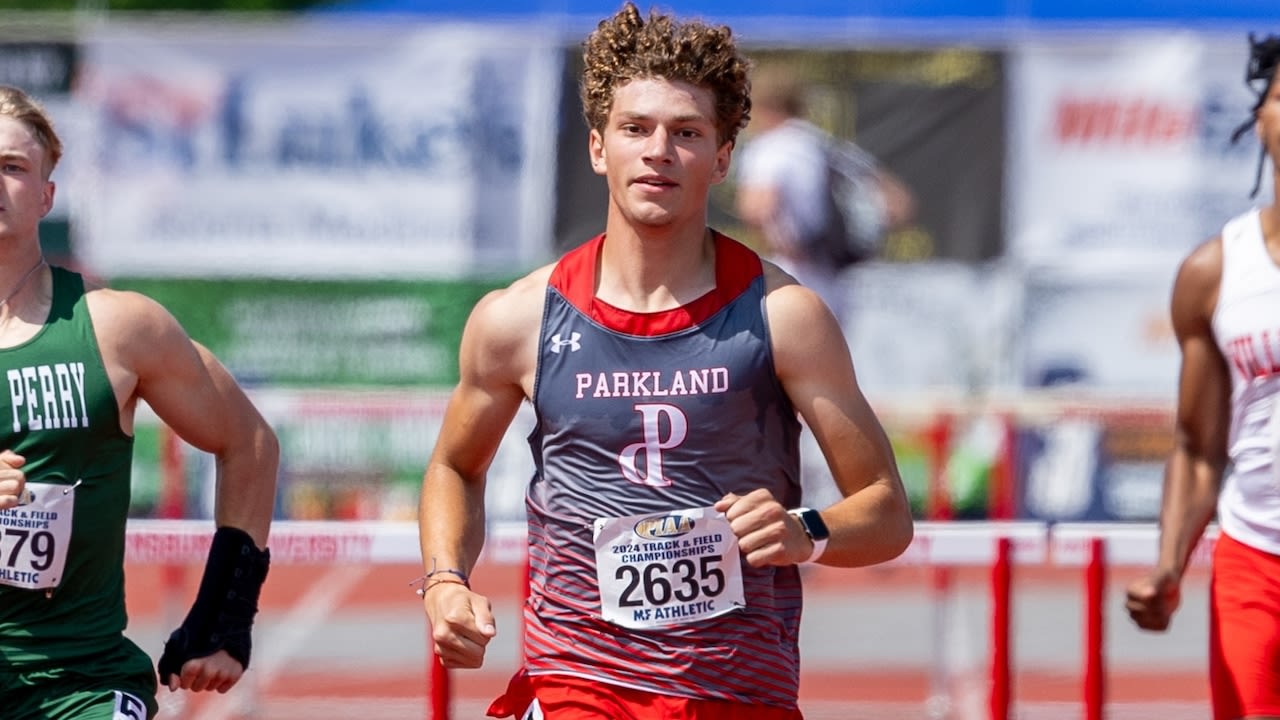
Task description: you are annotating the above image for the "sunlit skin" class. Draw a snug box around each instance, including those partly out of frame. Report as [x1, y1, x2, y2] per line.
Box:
[589, 77, 732, 239]
[0, 118, 53, 513]
[0, 116, 55, 249]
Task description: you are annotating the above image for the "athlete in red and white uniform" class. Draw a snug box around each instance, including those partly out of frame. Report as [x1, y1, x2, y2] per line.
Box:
[1126, 34, 1280, 720]
[417, 3, 913, 719]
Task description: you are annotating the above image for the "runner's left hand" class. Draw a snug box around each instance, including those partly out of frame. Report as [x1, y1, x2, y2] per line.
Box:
[715, 489, 812, 567]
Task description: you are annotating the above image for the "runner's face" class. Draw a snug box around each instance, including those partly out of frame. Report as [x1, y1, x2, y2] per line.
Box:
[589, 77, 732, 230]
[0, 116, 54, 245]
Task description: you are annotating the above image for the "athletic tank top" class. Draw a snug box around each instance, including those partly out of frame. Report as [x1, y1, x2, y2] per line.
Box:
[524, 232, 805, 707]
[1212, 209, 1280, 554]
[0, 267, 139, 666]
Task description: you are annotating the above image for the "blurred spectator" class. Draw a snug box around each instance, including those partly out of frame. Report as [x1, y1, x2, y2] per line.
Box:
[734, 66, 915, 324]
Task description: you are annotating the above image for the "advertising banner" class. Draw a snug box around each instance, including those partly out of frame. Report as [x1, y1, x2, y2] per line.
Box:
[74, 22, 561, 279]
[843, 261, 1016, 395]
[1008, 33, 1268, 267]
[113, 276, 507, 387]
[135, 389, 536, 523]
[1016, 263, 1181, 395]
[1016, 405, 1172, 522]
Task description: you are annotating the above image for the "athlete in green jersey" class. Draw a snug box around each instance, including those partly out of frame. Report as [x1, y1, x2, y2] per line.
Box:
[0, 86, 278, 719]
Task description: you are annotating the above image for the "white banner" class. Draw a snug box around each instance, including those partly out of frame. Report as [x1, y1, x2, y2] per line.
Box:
[1017, 262, 1181, 395]
[843, 261, 1016, 395]
[72, 21, 561, 278]
[1008, 33, 1270, 267]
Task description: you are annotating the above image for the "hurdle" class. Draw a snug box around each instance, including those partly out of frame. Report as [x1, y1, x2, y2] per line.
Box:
[123, 519, 1217, 719]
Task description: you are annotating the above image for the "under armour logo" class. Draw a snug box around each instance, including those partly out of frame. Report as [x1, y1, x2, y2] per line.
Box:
[548, 332, 582, 354]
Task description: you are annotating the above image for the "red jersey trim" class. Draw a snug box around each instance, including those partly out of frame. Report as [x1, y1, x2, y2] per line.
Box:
[548, 231, 763, 337]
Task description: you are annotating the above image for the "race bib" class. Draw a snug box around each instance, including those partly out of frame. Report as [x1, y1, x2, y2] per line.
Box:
[0, 481, 75, 590]
[593, 506, 745, 630]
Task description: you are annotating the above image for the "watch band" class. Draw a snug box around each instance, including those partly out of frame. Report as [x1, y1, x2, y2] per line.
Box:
[788, 507, 830, 564]
[800, 535, 828, 564]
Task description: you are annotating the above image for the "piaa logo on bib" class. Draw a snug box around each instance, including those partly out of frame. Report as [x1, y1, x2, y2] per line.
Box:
[633, 513, 695, 540]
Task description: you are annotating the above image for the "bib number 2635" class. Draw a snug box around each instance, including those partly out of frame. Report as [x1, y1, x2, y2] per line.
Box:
[594, 506, 745, 630]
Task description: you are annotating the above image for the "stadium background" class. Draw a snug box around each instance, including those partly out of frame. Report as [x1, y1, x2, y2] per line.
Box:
[0, 0, 1276, 717]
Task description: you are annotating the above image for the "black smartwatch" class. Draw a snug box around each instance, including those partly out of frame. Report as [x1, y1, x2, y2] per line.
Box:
[787, 507, 830, 563]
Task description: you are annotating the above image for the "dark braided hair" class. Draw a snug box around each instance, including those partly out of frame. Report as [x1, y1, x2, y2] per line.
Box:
[1230, 33, 1280, 197]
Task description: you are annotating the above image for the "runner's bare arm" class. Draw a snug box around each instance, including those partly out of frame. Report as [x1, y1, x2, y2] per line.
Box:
[1154, 239, 1230, 580]
[419, 268, 546, 668]
[89, 288, 277, 544]
[762, 265, 913, 568]
[88, 288, 277, 690]
[1127, 238, 1229, 632]
[421, 268, 546, 576]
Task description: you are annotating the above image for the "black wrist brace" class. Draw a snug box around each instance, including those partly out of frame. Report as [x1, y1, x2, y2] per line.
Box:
[157, 526, 271, 683]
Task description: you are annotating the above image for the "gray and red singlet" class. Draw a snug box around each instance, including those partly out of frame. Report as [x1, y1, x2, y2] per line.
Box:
[523, 232, 805, 707]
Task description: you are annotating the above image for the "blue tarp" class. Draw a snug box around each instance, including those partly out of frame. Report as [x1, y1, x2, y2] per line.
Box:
[320, 0, 1278, 22]
[313, 0, 1276, 44]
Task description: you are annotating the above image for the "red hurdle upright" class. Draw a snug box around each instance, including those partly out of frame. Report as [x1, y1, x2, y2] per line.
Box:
[990, 535, 1013, 720]
[429, 653, 450, 720]
[1085, 536, 1106, 720]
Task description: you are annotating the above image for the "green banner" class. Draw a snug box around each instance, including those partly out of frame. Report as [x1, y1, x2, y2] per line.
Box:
[112, 277, 510, 387]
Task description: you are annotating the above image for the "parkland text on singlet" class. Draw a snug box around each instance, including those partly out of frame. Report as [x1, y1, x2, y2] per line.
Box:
[574, 368, 730, 399]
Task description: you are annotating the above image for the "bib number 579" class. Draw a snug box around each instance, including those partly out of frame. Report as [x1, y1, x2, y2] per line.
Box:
[1, 527, 57, 570]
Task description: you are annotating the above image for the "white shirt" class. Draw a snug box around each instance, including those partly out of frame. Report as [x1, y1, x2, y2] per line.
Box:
[735, 119, 844, 317]
[1212, 208, 1280, 554]
[735, 118, 831, 245]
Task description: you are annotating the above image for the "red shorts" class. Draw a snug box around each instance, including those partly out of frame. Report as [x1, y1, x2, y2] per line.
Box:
[1210, 532, 1280, 720]
[487, 670, 804, 720]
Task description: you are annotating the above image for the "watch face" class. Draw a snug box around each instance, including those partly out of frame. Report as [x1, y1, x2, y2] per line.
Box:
[794, 508, 831, 541]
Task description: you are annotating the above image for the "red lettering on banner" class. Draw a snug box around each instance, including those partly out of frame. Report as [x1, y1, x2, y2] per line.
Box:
[126, 532, 211, 564]
[270, 533, 375, 564]
[126, 530, 376, 564]
[1055, 97, 1195, 145]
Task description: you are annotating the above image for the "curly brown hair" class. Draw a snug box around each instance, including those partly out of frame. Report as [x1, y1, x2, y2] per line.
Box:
[0, 85, 62, 179]
[580, 2, 752, 147]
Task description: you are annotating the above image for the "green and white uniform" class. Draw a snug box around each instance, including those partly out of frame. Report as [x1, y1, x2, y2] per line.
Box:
[0, 267, 157, 719]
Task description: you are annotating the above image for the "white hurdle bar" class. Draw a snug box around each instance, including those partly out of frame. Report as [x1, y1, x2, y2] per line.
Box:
[124, 519, 1218, 720]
